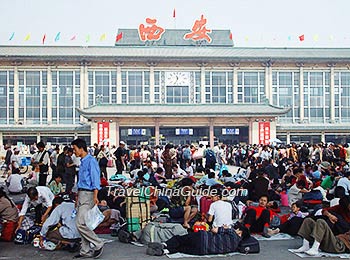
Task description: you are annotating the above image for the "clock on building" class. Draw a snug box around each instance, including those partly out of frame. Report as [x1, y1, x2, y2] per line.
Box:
[165, 72, 190, 86]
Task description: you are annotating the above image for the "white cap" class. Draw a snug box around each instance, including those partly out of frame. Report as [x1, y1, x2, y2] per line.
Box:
[119, 141, 126, 145]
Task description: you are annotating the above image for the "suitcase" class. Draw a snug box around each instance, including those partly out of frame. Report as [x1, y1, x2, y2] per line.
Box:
[238, 236, 260, 254]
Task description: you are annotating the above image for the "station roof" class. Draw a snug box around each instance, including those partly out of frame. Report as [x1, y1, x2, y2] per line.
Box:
[77, 103, 290, 119]
[0, 46, 350, 63]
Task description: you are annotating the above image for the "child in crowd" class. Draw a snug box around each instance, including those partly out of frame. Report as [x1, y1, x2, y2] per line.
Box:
[154, 167, 166, 184]
[48, 174, 64, 196]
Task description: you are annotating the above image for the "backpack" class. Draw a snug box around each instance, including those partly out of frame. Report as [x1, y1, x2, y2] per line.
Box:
[205, 149, 216, 164]
[138, 222, 188, 244]
[183, 148, 191, 160]
[14, 225, 41, 245]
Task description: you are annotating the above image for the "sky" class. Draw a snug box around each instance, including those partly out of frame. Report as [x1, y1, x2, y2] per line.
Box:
[1, 0, 349, 47]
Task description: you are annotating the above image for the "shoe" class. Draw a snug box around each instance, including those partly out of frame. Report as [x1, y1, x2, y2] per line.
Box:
[73, 254, 88, 259]
[305, 248, 319, 256]
[148, 242, 164, 251]
[146, 247, 164, 256]
[93, 246, 103, 258]
[262, 226, 271, 238]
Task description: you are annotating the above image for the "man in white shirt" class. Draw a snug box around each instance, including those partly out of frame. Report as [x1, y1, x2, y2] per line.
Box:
[208, 189, 233, 233]
[10, 147, 22, 171]
[288, 180, 310, 206]
[16, 186, 54, 232]
[337, 172, 350, 196]
[172, 164, 188, 179]
[31, 142, 50, 186]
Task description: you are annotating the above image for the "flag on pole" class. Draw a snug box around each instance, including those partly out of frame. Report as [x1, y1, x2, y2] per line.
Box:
[24, 34, 31, 41]
[86, 34, 90, 43]
[116, 32, 123, 42]
[100, 33, 106, 41]
[288, 36, 292, 41]
[173, 8, 176, 18]
[54, 32, 61, 42]
[8, 32, 15, 41]
[313, 34, 319, 42]
[70, 35, 77, 41]
[299, 34, 305, 41]
[42, 34, 46, 44]
[229, 32, 233, 40]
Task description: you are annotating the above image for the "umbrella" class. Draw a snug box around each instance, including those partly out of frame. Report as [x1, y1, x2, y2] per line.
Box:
[269, 138, 283, 144]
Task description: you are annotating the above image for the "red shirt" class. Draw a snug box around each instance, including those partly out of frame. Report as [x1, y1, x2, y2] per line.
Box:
[322, 205, 350, 223]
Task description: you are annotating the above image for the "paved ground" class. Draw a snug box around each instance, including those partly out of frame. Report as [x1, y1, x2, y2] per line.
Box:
[0, 166, 329, 259]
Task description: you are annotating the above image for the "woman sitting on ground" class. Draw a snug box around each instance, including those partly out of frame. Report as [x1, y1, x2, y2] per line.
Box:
[0, 187, 19, 241]
[268, 200, 306, 236]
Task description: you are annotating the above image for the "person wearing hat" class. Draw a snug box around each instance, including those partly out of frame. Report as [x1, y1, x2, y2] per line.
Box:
[10, 147, 21, 174]
[113, 141, 126, 174]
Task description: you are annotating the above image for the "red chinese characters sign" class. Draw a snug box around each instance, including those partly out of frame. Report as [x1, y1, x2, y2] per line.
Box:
[258, 122, 270, 145]
[138, 18, 165, 41]
[184, 15, 212, 43]
[98, 122, 110, 146]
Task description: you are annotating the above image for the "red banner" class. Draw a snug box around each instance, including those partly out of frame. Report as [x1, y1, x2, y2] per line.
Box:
[98, 122, 110, 146]
[258, 122, 270, 145]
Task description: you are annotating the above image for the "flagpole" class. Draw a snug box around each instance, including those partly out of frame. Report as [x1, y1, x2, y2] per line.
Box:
[173, 8, 176, 29]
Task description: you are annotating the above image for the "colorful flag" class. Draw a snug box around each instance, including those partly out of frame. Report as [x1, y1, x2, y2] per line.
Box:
[229, 32, 233, 40]
[42, 34, 46, 44]
[299, 34, 305, 41]
[329, 35, 334, 41]
[116, 32, 123, 42]
[24, 34, 31, 41]
[54, 32, 61, 42]
[70, 35, 77, 41]
[8, 32, 15, 41]
[288, 36, 292, 41]
[313, 34, 319, 42]
[100, 33, 106, 41]
[86, 34, 90, 43]
[173, 8, 176, 18]
[244, 36, 249, 42]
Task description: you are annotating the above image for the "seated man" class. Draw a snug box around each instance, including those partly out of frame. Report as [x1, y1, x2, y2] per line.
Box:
[146, 222, 249, 256]
[16, 186, 55, 232]
[39, 197, 80, 248]
[243, 194, 271, 238]
[6, 168, 24, 194]
[208, 188, 232, 233]
[294, 197, 350, 256]
[172, 164, 188, 179]
[169, 186, 198, 229]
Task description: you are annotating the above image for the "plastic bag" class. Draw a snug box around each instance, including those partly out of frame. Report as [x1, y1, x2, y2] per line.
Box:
[85, 205, 105, 230]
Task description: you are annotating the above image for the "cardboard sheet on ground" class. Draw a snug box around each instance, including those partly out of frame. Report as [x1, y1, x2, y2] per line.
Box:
[166, 252, 242, 258]
[253, 233, 294, 241]
[288, 249, 350, 258]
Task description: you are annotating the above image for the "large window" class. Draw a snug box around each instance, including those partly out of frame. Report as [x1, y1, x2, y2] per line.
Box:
[166, 86, 189, 103]
[0, 71, 14, 124]
[272, 71, 299, 123]
[121, 71, 149, 104]
[88, 70, 117, 105]
[19, 71, 47, 124]
[335, 72, 350, 122]
[205, 71, 232, 103]
[52, 71, 80, 124]
[303, 72, 330, 123]
[237, 71, 265, 103]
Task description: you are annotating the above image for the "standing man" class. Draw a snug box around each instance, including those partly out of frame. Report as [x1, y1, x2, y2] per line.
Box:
[71, 138, 103, 259]
[31, 141, 50, 186]
[114, 141, 126, 174]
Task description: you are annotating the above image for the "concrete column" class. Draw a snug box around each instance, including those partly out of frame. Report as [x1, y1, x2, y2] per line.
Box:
[149, 67, 155, 104]
[90, 122, 98, 145]
[47, 67, 52, 124]
[79, 66, 86, 110]
[286, 132, 291, 144]
[251, 121, 260, 144]
[116, 121, 120, 145]
[264, 66, 272, 103]
[200, 66, 206, 104]
[117, 66, 122, 104]
[299, 66, 304, 122]
[330, 66, 335, 123]
[233, 67, 238, 104]
[0, 132, 3, 147]
[14, 67, 19, 123]
[37, 133, 41, 143]
[209, 118, 214, 148]
[321, 132, 326, 143]
[155, 118, 160, 146]
[248, 119, 252, 144]
[269, 120, 277, 140]
[109, 121, 117, 146]
[84, 66, 89, 108]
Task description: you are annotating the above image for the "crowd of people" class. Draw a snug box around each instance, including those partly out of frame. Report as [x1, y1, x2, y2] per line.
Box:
[1, 139, 350, 257]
